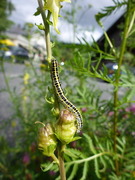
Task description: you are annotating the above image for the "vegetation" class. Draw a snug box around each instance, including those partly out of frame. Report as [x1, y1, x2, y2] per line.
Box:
[0, 0, 15, 36]
[0, 0, 135, 179]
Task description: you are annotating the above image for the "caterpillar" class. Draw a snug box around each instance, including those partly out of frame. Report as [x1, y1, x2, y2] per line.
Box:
[51, 59, 83, 133]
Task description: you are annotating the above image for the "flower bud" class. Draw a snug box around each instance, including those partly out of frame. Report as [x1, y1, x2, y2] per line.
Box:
[55, 109, 77, 144]
[51, 107, 60, 117]
[37, 123, 57, 157]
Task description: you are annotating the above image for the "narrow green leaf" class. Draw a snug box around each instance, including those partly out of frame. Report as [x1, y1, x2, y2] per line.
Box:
[41, 162, 55, 172]
[94, 158, 101, 178]
[68, 164, 78, 180]
[47, 19, 53, 26]
[80, 162, 89, 180]
[99, 155, 107, 173]
[64, 148, 82, 159]
[83, 133, 97, 154]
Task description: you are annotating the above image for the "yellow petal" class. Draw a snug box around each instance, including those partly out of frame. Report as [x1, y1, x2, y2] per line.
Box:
[44, 0, 60, 33]
[24, 73, 30, 85]
[44, 0, 71, 33]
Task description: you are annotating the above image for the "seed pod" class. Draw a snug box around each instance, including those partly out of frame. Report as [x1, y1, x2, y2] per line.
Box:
[38, 123, 57, 157]
[55, 109, 77, 144]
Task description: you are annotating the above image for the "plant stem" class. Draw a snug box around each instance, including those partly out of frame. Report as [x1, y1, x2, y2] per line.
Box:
[37, 0, 60, 108]
[58, 144, 66, 180]
[37, 0, 52, 62]
[66, 152, 112, 165]
[51, 154, 59, 165]
[37, 2, 66, 180]
[103, 30, 116, 55]
[0, 60, 14, 100]
[113, 0, 131, 175]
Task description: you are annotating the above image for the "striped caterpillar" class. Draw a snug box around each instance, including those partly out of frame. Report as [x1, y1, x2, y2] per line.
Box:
[51, 59, 83, 133]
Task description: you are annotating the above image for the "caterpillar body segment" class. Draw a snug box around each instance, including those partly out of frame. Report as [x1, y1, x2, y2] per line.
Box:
[51, 59, 83, 133]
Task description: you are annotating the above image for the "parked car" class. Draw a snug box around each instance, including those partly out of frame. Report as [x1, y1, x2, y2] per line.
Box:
[102, 62, 118, 78]
[100, 62, 135, 82]
[0, 45, 29, 63]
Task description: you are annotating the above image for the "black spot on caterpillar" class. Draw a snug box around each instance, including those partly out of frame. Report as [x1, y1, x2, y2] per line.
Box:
[51, 59, 83, 132]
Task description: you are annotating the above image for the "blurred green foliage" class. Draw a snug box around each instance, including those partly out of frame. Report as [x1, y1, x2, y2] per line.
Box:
[0, 0, 15, 35]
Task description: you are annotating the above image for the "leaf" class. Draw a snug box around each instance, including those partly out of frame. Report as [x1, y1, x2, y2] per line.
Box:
[83, 133, 97, 154]
[121, 88, 135, 103]
[35, 23, 45, 30]
[34, 7, 40, 16]
[72, 136, 81, 141]
[80, 162, 89, 180]
[87, 53, 92, 70]
[41, 161, 55, 172]
[68, 164, 78, 180]
[116, 144, 124, 154]
[99, 155, 107, 173]
[95, 1, 127, 25]
[47, 19, 53, 26]
[94, 158, 101, 178]
[106, 155, 115, 170]
[65, 163, 72, 173]
[117, 137, 126, 149]
[64, 148, 82, 159]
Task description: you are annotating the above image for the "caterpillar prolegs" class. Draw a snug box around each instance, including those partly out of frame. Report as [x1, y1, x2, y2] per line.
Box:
[51, 59, 83, 133]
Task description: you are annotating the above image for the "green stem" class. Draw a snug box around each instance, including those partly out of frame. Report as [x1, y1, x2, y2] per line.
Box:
[37, 0, 52, 62]
[51, 154, 59, 165]
[103, 30, 116, 55]
[113, 0, 131, 175]
[37, 2, 66, 180]
[58, 144, 66, 180]
[66, 152, 113, 165]
[0, 60, 14, 100]
[37, 0, 60, 107]
[37, 0, 60, 108]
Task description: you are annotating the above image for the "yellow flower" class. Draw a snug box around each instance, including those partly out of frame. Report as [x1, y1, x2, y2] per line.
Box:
[40, 63, 46, 68]
[23, 73, 30, 85]
[11, 120, 17, 128]
[23, 96, 28, 101]
[44, 0, 71, 33]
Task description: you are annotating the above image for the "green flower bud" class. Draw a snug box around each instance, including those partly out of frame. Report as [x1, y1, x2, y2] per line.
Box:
[38, 123, 57, 157]
[55, 109, 77, 144]
[51, 107, 60, 117]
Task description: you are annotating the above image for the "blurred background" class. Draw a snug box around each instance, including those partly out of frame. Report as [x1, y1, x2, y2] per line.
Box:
[0, 0, 135, 179]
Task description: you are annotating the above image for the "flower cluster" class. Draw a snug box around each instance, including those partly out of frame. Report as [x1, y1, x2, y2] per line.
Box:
[36, 109, 80, 158]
